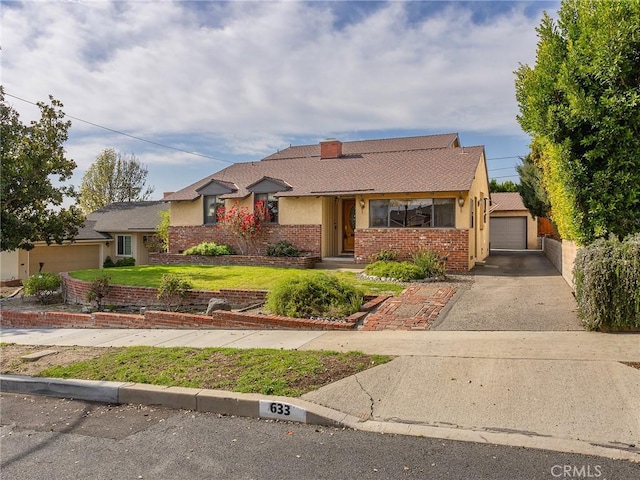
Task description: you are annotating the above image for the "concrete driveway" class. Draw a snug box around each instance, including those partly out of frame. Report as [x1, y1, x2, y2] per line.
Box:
[433, 250, 582, 331]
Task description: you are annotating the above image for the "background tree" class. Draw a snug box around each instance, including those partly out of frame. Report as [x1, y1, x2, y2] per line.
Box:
[516, 150, 551, 219]
[0, 87, 85, 251]
[489, 179, 519, 193]
[79, 148, 155, 213]
[515, 0, 640, 243]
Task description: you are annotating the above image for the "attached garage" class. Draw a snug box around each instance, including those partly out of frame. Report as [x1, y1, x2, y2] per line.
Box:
[490, 217, 527, 249]
[27, 244, 102, 275]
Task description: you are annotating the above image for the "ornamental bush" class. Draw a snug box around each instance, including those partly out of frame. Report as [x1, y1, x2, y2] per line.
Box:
[266, 274, 363, 319]
[573, 234, 640, 330]
[364, 261, 425, 282]
[411, 248, 446, 278]
[23, 272, 62, 304]
[184, 242, 235, 256]
[115, 257, 136, 267]
[157, 274, 193, 312]
[266, 240, 299, 257]
[86, 272, 111, 311]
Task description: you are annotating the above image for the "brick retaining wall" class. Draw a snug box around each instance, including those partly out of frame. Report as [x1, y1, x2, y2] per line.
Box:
[0, 308, 359, 331]
[62, 273, 267, 309]
[355, 228, 469, 272]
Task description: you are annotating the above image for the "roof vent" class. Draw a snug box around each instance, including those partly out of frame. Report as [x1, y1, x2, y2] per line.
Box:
[320, 139, 343, 159]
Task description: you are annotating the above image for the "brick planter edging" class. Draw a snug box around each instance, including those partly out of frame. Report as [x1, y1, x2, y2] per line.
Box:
[149, 253, 321, 269]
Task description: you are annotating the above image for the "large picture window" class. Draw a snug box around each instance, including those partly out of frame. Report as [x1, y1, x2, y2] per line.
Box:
[204, 195, 223, 225]
[255, 193, 279, 223]
[369, 198, 455, 228]
[117, 235, 132, 256]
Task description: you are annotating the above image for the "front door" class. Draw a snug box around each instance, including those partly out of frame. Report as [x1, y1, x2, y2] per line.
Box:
[342, 199, 356, 252]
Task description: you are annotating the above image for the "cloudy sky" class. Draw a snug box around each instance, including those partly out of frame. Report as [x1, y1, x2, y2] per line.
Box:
[2, 0, 559, 200]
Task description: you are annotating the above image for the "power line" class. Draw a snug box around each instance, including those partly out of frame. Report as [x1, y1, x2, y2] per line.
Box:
[4, 92, 234, 165]
[490, 174, 520, 180]
[486, 155, 525, 161]
[488, 166, 517, 172]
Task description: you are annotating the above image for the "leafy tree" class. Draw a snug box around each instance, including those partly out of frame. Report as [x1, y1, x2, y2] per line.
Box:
[0, 87, 85, 251]
[79, 148, 154, 213]
[515, 0, 640, 243]
[489, 179, 519, 193]
[155, 209, 171, 253]
[516, 150, 551, 219]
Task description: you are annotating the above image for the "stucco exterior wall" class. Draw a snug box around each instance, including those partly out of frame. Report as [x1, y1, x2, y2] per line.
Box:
[543, 237, 579, 289]
[0, 250, 21, 282]
[466, 154, 491, 267]
[170, 198, 203, 226]
[279, 197, 322, 224]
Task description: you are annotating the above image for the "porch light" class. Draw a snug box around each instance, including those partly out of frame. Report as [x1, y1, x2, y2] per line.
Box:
[359, 199, 366, 210]
[457, 197, 465, 207]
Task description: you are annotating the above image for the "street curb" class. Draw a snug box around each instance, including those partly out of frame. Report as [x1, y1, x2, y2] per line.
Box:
[1, 374, 638, 463]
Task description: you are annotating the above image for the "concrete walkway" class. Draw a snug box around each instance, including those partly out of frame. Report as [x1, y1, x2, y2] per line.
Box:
[1, 327, 638, 461]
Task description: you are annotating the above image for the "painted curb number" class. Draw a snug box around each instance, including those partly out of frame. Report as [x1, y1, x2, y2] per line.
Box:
[259, 400, 307, 423]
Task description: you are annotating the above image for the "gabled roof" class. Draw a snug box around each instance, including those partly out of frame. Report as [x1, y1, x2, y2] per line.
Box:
[165, 133, 484, 202]
[75, 202, 168, 239]
[262, 133, 460, 160]
[490, 192, 527, 212]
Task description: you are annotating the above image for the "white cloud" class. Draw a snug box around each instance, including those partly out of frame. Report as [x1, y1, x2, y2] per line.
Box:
[2, 0, 551, 166]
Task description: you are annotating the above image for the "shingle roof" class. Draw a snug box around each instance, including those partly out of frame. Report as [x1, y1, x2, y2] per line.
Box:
[490, 192, 527, 212]
[81, 201, 168, 236]
[166, 134, 484, 202]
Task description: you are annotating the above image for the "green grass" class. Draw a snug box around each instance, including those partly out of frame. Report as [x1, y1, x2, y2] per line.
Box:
[69, 265, 403, 295]
[36, 346, 391, 397]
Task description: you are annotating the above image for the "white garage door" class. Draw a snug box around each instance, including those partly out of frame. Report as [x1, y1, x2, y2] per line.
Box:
[491, 217, 527, 249]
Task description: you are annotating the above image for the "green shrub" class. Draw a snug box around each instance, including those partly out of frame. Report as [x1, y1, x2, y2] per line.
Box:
[266, 274, 363, 319]
[103, 256, 115, 268]
[573, 234, 640, 330]
[157, 274, 193, 312]
[23, 272, 62, 304]
[183, 242, 235, 256]
[365, 261, 425, 282]
[86, 272, 111, 311]
[115, 257, 136, 267]
[371, 249, 398, 261]
[411, 248, 446, 278]
[266, 240, 299, 257]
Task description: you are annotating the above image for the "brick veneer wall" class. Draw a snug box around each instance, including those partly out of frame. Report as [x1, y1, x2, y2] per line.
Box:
[149, 253, 320, 269]
[62, 273, 267, 309]
[355, 228, 469, 272]
[168, 224, 322, 256]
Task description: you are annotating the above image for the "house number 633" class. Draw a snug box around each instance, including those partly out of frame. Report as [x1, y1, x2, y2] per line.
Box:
[269, 402, 291, 416]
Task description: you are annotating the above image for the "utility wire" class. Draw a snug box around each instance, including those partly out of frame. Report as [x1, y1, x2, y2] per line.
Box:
[4, 92, 234, 165]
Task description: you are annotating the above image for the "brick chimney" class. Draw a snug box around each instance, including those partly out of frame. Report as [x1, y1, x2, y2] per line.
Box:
[320, 139, 343, 159]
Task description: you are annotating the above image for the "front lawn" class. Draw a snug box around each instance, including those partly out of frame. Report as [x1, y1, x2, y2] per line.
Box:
[69, 265, 404, 295]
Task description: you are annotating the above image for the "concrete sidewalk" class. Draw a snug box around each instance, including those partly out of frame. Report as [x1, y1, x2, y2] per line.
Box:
[1, 327, 639, 461]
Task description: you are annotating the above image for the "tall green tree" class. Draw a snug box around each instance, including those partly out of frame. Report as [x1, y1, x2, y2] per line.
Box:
[489, 179, 519, 193]
[516, 150, 551, 219]
[0, 87, 85, 251]
[515, 0, 640, 243]
[79, 148, 155, 213]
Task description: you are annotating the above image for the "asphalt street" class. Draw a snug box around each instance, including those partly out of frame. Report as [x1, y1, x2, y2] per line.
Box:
[1, 393, 638, 480]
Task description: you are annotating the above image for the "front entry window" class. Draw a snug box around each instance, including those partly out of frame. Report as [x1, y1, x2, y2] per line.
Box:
[117, 235, 132, 256]
[255, 193, 279, 223]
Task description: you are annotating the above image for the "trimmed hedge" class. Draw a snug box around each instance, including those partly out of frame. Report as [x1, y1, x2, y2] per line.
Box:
[573, 234, 640, 330]
[184, 242, 235, 256]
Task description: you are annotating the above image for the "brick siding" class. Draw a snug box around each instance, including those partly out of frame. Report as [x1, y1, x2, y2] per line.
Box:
[168, 224, 322, 256]
[355, 228, 469, 272]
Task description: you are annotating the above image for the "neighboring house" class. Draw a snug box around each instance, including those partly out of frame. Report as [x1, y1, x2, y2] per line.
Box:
[489, 192, 538, 250]
[0, 201, 168, 283]
[165, 133, 490, 272]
